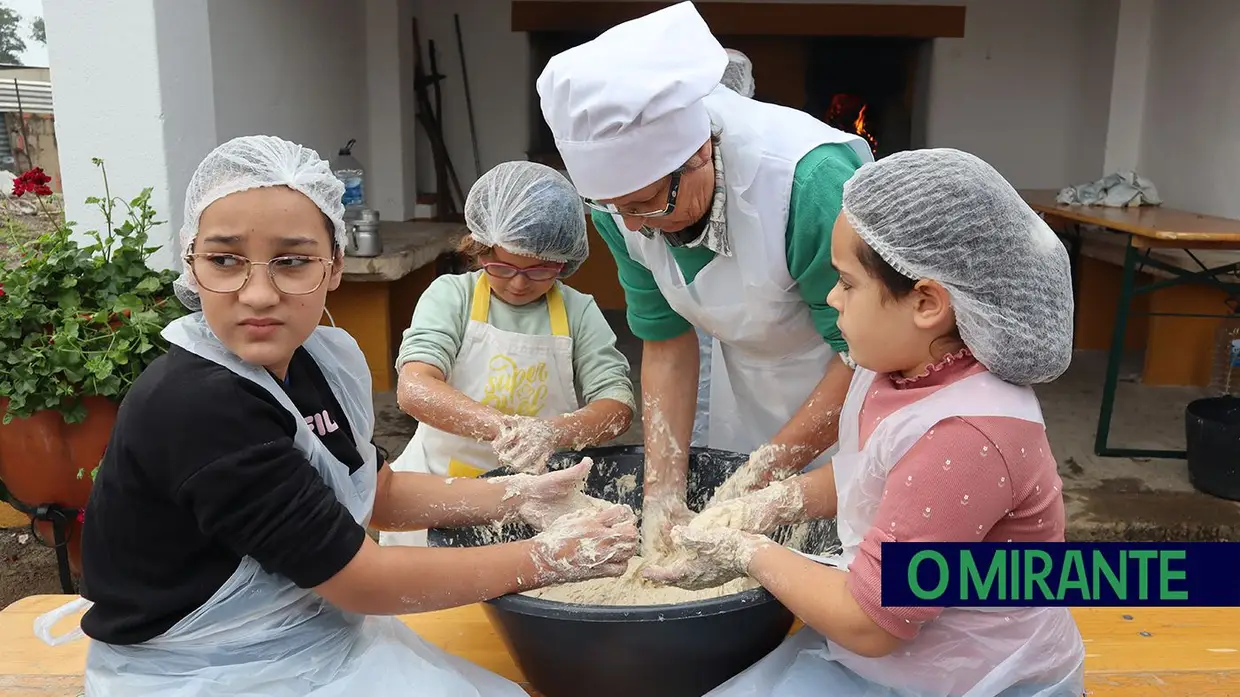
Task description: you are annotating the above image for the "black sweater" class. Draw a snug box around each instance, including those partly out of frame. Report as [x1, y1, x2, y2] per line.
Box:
[79, 344, 381, 645]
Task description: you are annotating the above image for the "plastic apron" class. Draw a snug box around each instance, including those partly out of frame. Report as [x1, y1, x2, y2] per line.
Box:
[691, 326, 713, 447]
[33, 313, 529, 697]
[705, 368, 1086, 697]
[619, 86, 874, 470]
[380, 274, 578, 546]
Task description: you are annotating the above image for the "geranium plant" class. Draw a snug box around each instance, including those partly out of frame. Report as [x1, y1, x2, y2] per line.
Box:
[0, 160, 186, 426]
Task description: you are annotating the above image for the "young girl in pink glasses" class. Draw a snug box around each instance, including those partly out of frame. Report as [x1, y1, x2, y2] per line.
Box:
[381, 161, 636, 546]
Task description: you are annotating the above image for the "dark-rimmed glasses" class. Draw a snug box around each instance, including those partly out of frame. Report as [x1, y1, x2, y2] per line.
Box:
[481, 261, 562, 282]
[185, 252, 334, 295]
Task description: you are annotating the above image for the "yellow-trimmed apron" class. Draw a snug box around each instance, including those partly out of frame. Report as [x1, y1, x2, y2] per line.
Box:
[379, 274, 579, 546]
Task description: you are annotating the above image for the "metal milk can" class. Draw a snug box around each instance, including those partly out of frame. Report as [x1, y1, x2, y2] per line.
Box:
[346, 208, 383, 257]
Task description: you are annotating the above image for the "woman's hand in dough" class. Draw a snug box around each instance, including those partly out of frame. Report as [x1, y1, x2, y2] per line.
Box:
[640, 525, 770, 591]
[503, 458, 611, 530]
[493, 415, 561, 474]
[690, 478, 807, 536]
[529, 504, 639, 584]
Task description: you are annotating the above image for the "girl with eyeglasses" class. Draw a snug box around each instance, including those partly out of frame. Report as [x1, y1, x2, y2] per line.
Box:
[380, 161, 636, 547]
[48, 137, 639, 696]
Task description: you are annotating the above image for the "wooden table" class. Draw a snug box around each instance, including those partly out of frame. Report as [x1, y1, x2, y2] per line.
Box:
[1021, 190, 1240, 459]
[3, 595, 1240, 696]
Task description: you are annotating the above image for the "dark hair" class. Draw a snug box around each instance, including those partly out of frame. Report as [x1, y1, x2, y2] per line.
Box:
[855, 239, 916, 300]
[855, 237, 964, 355]
[322, 212, 339, 252]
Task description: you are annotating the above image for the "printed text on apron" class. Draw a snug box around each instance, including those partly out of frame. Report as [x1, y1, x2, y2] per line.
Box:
[381, 274, 579, 546]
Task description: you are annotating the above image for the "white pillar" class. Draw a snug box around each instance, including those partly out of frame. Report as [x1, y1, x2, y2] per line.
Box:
[365, 0, 419, 221]
[1102, 0, 1154, 175]
[45, 0, 217, 272]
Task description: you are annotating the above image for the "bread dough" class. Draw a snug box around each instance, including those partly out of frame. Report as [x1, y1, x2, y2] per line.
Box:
[522, 521, 814, 606]
[522, 555, 760, 605]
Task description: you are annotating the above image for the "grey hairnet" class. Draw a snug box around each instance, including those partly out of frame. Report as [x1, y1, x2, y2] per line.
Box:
[464, 161, 588, 277]
[173, 135, 346, 311]
[841, 148, 1074, 385]
[721, 48, 755, 98]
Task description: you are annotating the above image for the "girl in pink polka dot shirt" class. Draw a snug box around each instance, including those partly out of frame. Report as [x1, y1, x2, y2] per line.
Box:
[646, 148, 1086, 697]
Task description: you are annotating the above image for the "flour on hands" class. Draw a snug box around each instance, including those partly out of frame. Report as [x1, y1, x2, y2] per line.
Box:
[641, 524, 769, 591]
[640, 495, 693, 558]
[692, 478, 807, 536]
[493, 415, 561, 474]
[708, 443, 803, 506]
[529, 504, 640, 584]
[502, 457, 612, 530]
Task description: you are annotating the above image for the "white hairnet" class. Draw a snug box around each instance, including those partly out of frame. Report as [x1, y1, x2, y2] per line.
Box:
[841, 148, 1074, 385]
[173, 135, 346, 310]
[464, 161, 588, 277]
[721, 48, 755, 98]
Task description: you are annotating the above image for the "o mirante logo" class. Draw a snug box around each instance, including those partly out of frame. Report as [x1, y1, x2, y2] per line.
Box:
[880, 543, 1237, 607]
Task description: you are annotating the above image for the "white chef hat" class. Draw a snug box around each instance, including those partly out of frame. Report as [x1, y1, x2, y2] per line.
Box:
[536, 1, 728, 201]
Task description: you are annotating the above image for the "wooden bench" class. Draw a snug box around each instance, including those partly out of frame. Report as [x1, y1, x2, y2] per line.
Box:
[2, 595, 1238, 696]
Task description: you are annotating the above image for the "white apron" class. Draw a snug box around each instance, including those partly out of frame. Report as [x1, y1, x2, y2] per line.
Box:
[381, 274, 579, 546]
[34, 313, 528, 697]
[705, 368, 1086, 697]
[619, 85, 874, 470]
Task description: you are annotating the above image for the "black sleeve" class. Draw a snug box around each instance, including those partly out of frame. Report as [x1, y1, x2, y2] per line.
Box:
[135, 372, 367, 588]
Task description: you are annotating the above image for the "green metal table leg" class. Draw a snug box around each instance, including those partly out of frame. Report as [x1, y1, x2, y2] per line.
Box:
[1094, 238, 1136, 456]
[1093, 236, 1188, 459]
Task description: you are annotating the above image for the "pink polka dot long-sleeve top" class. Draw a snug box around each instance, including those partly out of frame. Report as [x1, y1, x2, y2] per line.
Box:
[844, 348, 1068, 641]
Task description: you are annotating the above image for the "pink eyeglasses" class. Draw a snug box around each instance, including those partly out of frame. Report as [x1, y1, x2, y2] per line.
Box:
[481, 261, 563, 282]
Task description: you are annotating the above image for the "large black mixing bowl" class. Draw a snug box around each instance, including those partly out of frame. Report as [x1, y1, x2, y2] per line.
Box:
[427, 445, 838, 697]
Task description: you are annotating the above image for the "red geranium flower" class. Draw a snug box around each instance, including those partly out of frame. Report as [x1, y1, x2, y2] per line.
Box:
[12, 167, 53, 197]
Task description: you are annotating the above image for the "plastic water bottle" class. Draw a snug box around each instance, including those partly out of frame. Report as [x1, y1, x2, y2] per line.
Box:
[1208, 316, 1240, 396]
[334, 138, 366, 215]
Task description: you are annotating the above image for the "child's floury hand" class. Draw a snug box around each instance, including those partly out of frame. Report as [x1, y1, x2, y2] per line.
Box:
[530, 504, 639, 584]
[493, 416, 561, 474]
[640, 496, 693, 558]
[504, 458, 611, 530]
[691, 478, 806, 536]
[641, 525, 769, 591]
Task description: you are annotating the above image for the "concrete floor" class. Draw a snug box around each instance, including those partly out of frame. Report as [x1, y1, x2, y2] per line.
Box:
[375, 313, 1240, 542]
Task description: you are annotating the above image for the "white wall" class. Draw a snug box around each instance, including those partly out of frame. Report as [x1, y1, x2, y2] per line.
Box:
[1103, 0, 1153, 174]
[208, 0, 418, 222]
[923, 0, 1117, 188]
[1139, 0, 1240, 219]
[48, 0, 418, 273]
[45, 0, 218, 271]
[410, 0, 532, 196]
[208, 0, 368, 175]
[365, 0, 419, 220]
[411, 0, 1119, 194]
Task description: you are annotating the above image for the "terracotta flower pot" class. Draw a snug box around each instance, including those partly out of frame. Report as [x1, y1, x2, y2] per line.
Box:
[0, 395, 119, 576]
